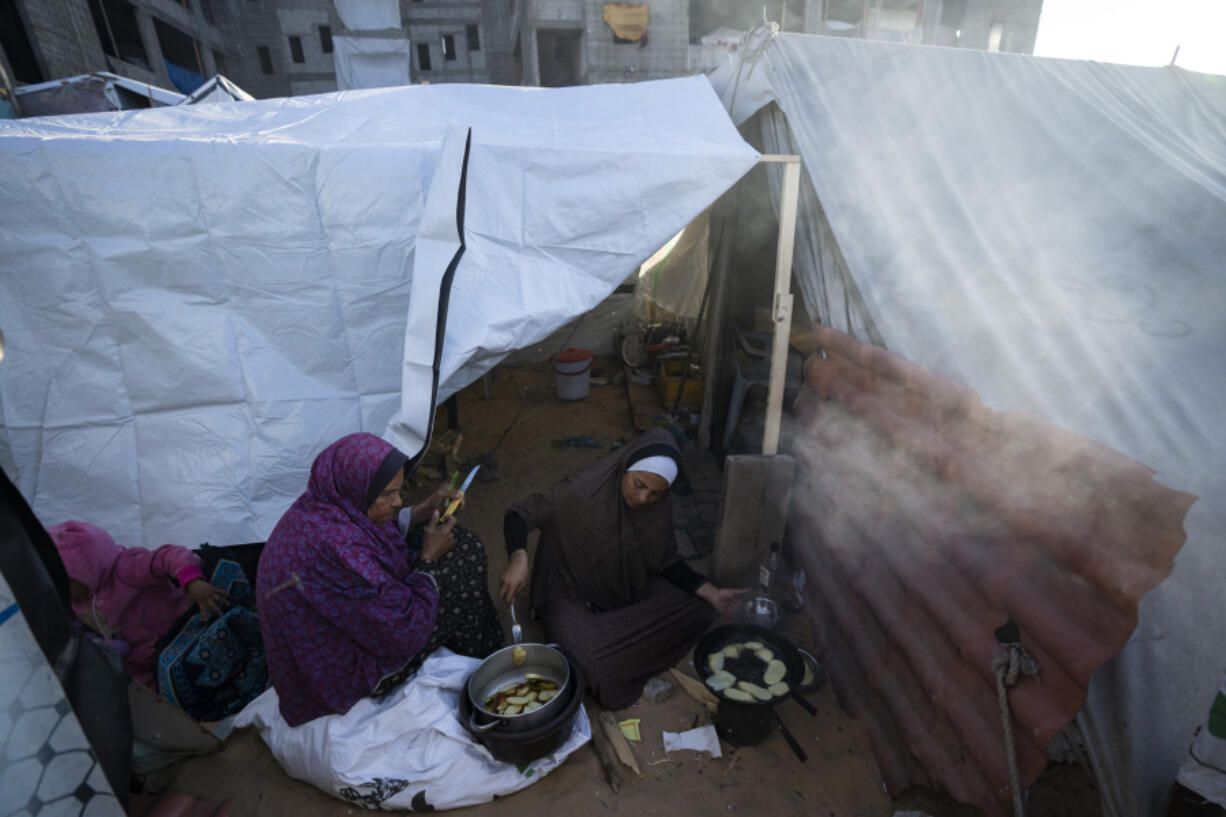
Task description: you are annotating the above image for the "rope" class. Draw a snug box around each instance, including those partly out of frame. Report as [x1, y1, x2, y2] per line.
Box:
[992, 642, 1041, 817]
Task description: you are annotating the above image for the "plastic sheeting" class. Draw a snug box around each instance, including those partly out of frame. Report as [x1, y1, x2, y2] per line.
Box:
[333, 0, 400, 31]
[180, 76, 255, 105]
[235, 649, 591, 810]
[709, 30, 1226, 817]
[333, 36, 413, 91]
[0, 77, 757, 549]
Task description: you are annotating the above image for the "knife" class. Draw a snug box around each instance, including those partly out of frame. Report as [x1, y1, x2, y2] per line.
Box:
[442, 465, 480, 519]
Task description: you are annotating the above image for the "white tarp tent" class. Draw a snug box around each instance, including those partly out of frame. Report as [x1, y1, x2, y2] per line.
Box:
[0, 77, 758, 549]
[709, 29, 1226, 817]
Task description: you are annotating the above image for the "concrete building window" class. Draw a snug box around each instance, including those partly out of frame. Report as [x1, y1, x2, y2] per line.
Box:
[258, 45, 274, 74]
[442, 34, 456, 61]
[319, 25, 333, 54]
[537, 29, 581, 87]
[87, 0, 150, 72]
[154, 16, 206, 86]
[466, 24, 480, 51]
[289, 35, 305, 63]
[417, 43, 432, 71]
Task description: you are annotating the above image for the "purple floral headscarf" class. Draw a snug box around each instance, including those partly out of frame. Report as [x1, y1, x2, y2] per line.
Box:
[256, 432, 440, 725]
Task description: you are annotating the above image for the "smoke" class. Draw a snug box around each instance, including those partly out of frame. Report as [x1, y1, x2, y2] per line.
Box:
[771, 325, 1195, 810]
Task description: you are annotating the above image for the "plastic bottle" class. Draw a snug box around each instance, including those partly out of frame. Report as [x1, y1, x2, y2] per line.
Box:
[759, 541, 782, 599]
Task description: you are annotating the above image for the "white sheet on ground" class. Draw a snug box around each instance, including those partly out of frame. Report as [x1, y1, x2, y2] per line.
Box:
[234, 649, 591, 810]
[0, 77, 757, 548]
[709, 30, 1226, 817]
[333, 36, 412, 90]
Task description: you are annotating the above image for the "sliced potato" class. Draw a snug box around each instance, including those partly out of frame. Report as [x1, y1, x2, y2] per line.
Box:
[707, 653, 725, 673]
[704, 670, 736, 692]
[503, 704, 523, 715]
[723, 687, 754, 702]
[538, 689, 557, 702]
[524, 702, 544, 712]
[506, 695, 533, 705]
[763, 659, 787, 685]
[769, 682, 790, 697]
[512, 646, 527, 666]
[755, 648, 774, 662]
[737, 681, 773, 701]
[743, 641, 764, 650]
[722, 644, 742, 658]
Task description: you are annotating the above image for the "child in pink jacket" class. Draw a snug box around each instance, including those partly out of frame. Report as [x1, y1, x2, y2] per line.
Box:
[48, 520, 229, 688]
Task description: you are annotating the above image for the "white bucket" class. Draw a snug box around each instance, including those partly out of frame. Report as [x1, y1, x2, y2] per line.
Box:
[554, 348, 593, 400]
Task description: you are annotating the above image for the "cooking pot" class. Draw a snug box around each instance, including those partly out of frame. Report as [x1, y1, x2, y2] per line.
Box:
[466, 641, 571, 733]
[459, 658, 585, 765]
[693, 623, 816, 761]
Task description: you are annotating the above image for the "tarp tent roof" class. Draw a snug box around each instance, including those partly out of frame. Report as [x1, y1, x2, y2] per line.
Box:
[13, 72, 185, 117]
[0, 77, 758, 549]
[709, 29, 1226, 817]
[179, 75, 255, 105]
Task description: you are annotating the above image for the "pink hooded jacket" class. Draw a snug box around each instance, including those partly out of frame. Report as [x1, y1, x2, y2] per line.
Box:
[48, 520, 204, 687]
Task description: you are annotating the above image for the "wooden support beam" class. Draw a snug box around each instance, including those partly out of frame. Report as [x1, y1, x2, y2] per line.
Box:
[710, 454, 795, 588]
[763, 159, 801, 456]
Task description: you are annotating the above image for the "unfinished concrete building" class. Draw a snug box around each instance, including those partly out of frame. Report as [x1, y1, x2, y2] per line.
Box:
[0, 0, 229, 92]
[511, 0, 690, 87]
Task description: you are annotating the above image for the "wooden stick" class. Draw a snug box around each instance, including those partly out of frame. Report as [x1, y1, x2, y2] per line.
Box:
[669, 669, 719, 713]
[589, 715, 623, 793]
[598, 711, 642, 776]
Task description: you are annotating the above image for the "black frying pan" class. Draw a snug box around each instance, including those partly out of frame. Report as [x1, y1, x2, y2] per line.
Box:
[693, 624, 816, 761]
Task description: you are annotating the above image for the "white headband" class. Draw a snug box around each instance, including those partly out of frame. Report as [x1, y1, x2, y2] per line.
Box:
[627, 455, 677, 486]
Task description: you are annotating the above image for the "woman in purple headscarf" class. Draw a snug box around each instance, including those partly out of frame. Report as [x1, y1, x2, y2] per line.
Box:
[256, 432, 503, 726]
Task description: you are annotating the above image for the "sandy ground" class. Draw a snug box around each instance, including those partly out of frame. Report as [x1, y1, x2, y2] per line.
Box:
[154, 363, 898, 816]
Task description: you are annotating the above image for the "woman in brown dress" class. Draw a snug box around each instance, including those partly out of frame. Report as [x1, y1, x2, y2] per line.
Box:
[498, 428, 746, 709]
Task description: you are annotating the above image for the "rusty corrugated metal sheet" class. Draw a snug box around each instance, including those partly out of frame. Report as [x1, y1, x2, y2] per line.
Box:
[788, 325, 1196, 815]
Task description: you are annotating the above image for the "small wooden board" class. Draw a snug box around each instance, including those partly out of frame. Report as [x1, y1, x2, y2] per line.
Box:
[710, 454, 796, 588]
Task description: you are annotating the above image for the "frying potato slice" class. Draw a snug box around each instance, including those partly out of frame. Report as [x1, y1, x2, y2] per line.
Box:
[737, 681, 773, 701]
[743, 641, 764, 650]
[708, 653, 725, 672]
[704, 670, 736, 692]
[763, 659, 787, 685]
[722, 644, 742, 658]
[755, 648, 774, 662]
[504, 704, 523, 715]
[525, 702, 544, 712]
[769, 682, 790, 697]
[724, 687, 754, 702]
[538, 689, 557, 702]
[506, 695, 533, 705]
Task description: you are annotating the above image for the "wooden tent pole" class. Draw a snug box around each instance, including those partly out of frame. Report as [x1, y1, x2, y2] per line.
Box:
[760, 155, 800, 456]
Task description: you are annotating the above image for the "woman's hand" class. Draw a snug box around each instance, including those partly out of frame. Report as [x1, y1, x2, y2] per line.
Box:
[499, 550, 530, 606]
[421, 510, 457, 562]
[417, 484, 464, 522]
[185, 579, 229, 620]
[696, 583, 749, 617]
